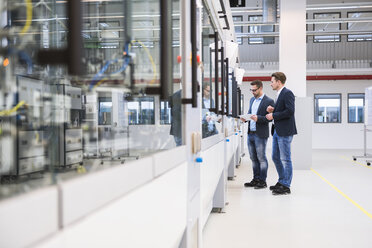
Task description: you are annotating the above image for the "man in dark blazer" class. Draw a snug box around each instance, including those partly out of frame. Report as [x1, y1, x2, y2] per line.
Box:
[169, 90, 182, 146]
[241, 80, 274, 189]
[266, 72, 297, 195]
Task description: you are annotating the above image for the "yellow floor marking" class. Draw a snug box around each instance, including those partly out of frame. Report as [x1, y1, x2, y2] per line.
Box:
[340, 156, 372, 169]
[311, 168, 372, 220]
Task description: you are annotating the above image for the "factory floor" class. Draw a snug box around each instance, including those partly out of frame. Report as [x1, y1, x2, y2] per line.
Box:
[203, 149, 372, 248]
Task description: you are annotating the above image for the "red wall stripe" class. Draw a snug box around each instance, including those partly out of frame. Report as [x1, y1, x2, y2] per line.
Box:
[243, 75, 372, 82]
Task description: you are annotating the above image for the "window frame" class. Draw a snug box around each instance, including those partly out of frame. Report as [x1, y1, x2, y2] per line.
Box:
[230, 0, 246, 8]
[346, 11, 372, 42]
[314, 93, 342, 124]
[160, 100, 171, 125]
[347, 93, 365, 123]
[248, 15, 275, 45]
[313, 12, 342, 43]
[98, 97, 113, 126]
[233, 15, 243, 45]
[128, 96, 155, 125]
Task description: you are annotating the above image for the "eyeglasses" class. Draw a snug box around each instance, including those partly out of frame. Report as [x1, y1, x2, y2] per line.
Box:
[250, 88, 259, 92]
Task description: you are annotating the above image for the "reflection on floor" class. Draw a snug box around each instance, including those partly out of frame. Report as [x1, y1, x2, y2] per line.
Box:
[203, 149, 372, 248]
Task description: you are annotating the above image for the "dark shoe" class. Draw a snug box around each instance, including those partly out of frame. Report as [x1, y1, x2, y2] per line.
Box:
[244, 179, 259, 187]
[269, 182, 280, 191]
[272, 184, 291, 195]
[254, 180, 267, 189]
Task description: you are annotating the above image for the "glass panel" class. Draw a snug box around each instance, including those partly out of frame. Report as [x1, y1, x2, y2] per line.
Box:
[347, 12, 372, 41]
[169, 0, 182, 146]
[314, 94, 341, 123]
[248, 15, 275, 44]
[202, 5, 219, 139]
[0, 1, 56, 199]
[160, 101, 171, 124]
[227, 70, 234, 116]
[348, 93, 364, 123]
[217, 38, 222, 112]
[99, 98, 113, 125]
[128, 97, 155, 125]
[314, 13, 340, 42]
[0, 0, 183, 201]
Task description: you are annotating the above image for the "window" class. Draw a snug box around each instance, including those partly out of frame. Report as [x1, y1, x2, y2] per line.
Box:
[230, 0, 245, 8]
[128, 97, 155, 125]
[314, 94, 341, 123]
[313, 13, 341, 42]
[83, 21, 120, 49]
[160, 100, 171, 124]
[233, 16, 243, 45]
[98, 97, 112, 125]
[248, 15, 275, 44]
[347, 12, 372, 41]
[348, 93, 364, 123]
[132, 20, 155, 48]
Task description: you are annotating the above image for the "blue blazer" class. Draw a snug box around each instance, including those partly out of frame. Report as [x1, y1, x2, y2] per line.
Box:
[248, 94, 275, 139]
[272, 87, 297, 136]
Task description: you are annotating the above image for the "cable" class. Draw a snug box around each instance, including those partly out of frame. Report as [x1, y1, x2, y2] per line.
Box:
[131, 40, 157, 84]
[0, 101, 26, 116]
[91, 57, 131, 90]
[89, 39, 157, 90]
[20, 0, 32, 36]
[89, 59, 118, 90]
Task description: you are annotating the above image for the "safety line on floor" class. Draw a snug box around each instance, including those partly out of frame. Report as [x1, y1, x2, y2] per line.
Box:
[340, 156, 372, 169]
[311, 168, 372, 220]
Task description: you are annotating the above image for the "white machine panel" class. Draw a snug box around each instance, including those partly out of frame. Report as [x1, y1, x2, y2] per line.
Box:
[18, 76, 43, 107]
[65, 85, 82, 110]
[18, 156, 44, 175]
[65, 150, 83, 166]
[65, 129, 83, 152]
[18, 131, 44, 158]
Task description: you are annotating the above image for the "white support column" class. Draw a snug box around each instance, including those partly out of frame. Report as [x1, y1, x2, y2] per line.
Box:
[279, 0, 312, 170]
[279, 0, 306, 97]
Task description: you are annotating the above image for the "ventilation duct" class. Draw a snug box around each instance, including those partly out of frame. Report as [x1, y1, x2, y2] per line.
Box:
[263, 0, 277, 23]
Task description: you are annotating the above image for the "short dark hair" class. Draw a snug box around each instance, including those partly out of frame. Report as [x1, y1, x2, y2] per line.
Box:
[271, 72, 286, 84]
[250, 80, 263, 88]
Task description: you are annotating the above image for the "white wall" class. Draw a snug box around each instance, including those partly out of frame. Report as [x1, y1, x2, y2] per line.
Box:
[241, 79, 372, 149]
[243, 0, 372, 7]
[308, 80, 372, 149]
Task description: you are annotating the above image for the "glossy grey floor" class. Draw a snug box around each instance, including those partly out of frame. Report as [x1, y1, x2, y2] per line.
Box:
[203, 149, 372, 248]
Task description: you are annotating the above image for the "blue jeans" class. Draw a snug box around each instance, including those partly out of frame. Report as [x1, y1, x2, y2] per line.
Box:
[247, 133, 268, 181]
[272, 130, 293, 188]
[174, 136, 182, 146]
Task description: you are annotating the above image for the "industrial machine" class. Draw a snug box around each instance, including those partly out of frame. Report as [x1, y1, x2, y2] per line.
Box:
[53, 84, 84, 168]
[0, 76, 47, 183]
